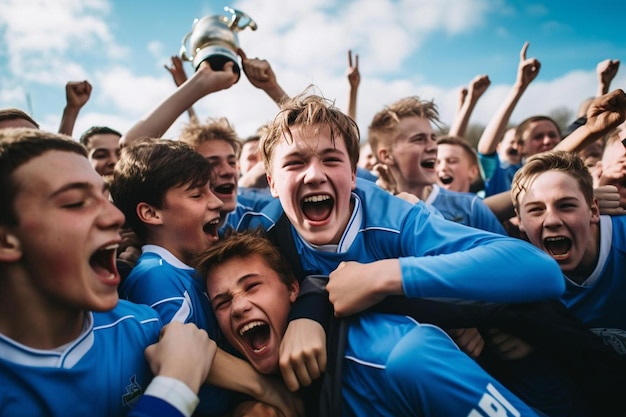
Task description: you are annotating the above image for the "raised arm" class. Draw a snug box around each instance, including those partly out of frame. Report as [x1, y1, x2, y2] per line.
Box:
[164, 55, 198, 123]
[555, 89, 626, 153]
[120, 61, 238, 147]
[239, 49, 289, 106]
[448, 74, 490, 138]
[346, 49, 360, 120]
[58, 80, 92, 136]
[596, 59, 620, 97]
[476, 42, 540, 155]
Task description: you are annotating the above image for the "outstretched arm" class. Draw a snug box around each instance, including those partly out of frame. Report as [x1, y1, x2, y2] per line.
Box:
[239, 49, 289, 106]
[164, 56, 198, 123]
[58, 80, 92, 136]
[121, 61, 238, 147]
[346, 49, 360, 120]
[476, 42, 540, 156]
[448, 74, 490, 138]
[597, 59, 620, 97]
[555, 89, 626, 153]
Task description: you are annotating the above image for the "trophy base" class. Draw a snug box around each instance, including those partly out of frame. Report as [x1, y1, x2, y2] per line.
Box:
[193, 45, 241, 82]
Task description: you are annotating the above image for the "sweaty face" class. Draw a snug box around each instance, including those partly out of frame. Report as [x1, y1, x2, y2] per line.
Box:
[521, 121, 561, 157]
[195, 140, 239, 214]
[517, 171, 599, 279]
[206, 254, 297, 374]
[87, 133, 121, 179]
[153, 181, 223, 263]
[9, 151, 125, 312]
[381, 116, 438, 195]
[267, 125, 356, 246]
[436, 143, 478, 193]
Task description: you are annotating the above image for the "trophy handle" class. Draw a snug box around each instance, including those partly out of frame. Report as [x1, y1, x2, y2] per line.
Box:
[179, 31, 193, 61]
[223, 6, 258, 32]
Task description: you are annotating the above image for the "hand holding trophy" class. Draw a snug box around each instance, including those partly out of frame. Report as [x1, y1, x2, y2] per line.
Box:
[180, 6, 257, 82]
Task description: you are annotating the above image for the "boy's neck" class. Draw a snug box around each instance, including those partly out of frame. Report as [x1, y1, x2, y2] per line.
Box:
[568, 222, 601, 285]
[0, 275, 87, 349]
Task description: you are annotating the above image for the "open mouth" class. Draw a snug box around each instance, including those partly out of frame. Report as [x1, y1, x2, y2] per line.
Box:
[89, 244, 119, 279]
[301, 194, 334, 222]
[421, 159, 435, 169]
[203, 218, 220, 238]
[239, 320, 270, 353]
[439, 175, 454, 185]
[507, 149, 519, 157]
[213, 183, 235, 195]
[544, 236, 572, 259]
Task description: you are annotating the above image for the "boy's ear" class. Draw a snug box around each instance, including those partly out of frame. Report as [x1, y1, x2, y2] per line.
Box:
[266, 174, 280, 198]
[136, 202, 163, 225]
[0, 227, 22, 262]
[288, 280, 299, 304]
[377, 148, 394, 165]
[514, 208, 524, 232]
[590, 197, 601, 223]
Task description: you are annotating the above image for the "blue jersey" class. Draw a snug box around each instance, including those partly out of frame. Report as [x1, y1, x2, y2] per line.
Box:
[425, 184, 507, 235]
[119, 246, 234, 416]
[0, 301, 163, 417]
[478, 152, 521, 197]
[240, 178, 563, 416]
[561, 215, 626, 354]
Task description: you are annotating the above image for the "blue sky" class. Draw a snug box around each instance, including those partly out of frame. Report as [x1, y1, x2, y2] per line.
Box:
[0, 0, 624, 140]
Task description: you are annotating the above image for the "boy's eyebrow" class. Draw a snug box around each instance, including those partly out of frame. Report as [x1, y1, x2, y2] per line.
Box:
[49, 181, 94, 198]
[211, 273, 260, 302]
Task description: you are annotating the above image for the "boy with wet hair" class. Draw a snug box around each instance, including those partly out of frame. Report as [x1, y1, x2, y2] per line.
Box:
[239, 91, 565, 415]
[512, 149, 626, 355]
[0, 128, 220, 417]
[110, 138, 300, 417]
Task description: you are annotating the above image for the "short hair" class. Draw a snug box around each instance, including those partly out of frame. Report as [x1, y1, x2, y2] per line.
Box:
[368, 96, 440, 155]
[194, 229, 296, 289]
[79, 126, 122, 148]
[260, 91, 360, 172]
[110, 138, 212, 242]
[0, 108, 39, 129]
[514, 115, 562, 145]
[0, 128, 86, 226]
[179, 117, 241, 157]
[436, 135, 479, 167]
[511, 150, 593, 210]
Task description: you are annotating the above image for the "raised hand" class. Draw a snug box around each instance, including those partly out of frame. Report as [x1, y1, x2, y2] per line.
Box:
[65, 80, 92, 109]
[346, 49, 360, 90]
[597, 59, 620, 95]
[164, 55, 189, 87]
[516, 41, 541, 89]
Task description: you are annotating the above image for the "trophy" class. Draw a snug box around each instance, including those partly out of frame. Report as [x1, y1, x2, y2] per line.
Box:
[179, 6, 257, 82]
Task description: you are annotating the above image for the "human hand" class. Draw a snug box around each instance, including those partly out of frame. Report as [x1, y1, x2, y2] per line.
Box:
[516, 41, 541, 89]
[144, 322, 216, 394]
[598, 156, 626, 209]
[373, 162, 398, 195]
[254, 375, 305, 417]
[195, 59, 239, 95]
[594, 185, 626, 215]
[486, 328, 534, 360]
[164, 55, 189, 87]
[279, 318, 326, 392]
[457, 87, 468, 113]
[346, 49, 360, 89]
[585, 89, 626, 136]
[327, 259, 401, 317]
[467, 75, 490, 104]
[239, 49, 278, 91]
[597, 59, 620, 93]
[117, 227, 140, 265]
[65, 80, 92, 109]
[447, 328, 485, 359]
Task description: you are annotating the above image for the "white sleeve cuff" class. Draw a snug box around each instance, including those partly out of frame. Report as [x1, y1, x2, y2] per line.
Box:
[144, 376, 200, 417]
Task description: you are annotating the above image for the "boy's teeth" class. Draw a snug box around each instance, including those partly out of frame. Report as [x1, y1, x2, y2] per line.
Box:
[304, 195, 330, 203]
[103, 244, 119, 250]
[239, 320, 265, 336]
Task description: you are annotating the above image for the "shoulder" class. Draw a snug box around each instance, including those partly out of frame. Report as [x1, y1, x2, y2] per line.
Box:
[93, 300, 162, 339]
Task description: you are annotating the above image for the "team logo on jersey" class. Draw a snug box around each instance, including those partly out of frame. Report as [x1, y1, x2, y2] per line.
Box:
[467, 383, 521, 417]
[122, 375, 143, 408]
[592, 328, 626, 355]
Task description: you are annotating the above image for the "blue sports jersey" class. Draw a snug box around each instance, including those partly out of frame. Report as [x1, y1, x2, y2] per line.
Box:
[561, 215, 626, 354]
[119, 246, 234, 416]
[478, 152, 522, 197]
[239, 177, 563, 416]
[425, 184, 507, 235]
[0, 301, 162, 417]
[220, 201, 265, 237]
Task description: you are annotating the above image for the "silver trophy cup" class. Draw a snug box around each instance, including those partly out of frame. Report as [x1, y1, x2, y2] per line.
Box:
[179, 6, 257, 82]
